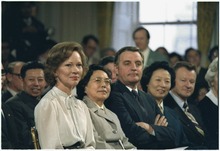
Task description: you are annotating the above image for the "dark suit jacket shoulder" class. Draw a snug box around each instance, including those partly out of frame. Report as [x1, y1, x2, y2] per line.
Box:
[164, 93, 206, 146]
[105, 81, 176, 149]
[2, 90, 13, 103]
[5, 91, 39, 149]
[198, 96, 218, 149]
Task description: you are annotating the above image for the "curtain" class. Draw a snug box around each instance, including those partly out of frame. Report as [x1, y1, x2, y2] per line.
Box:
[97, 2, 114, 50]
[197, 2, 218, 66]
[111, 2, 138, 51]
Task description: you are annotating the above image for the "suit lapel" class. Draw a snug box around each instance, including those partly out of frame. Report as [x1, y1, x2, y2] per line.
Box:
[83, 96, 114, 123]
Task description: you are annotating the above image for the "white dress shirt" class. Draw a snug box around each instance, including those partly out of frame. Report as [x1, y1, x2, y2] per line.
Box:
[34, 86, 95, 149]
[206, 90, 218, 106]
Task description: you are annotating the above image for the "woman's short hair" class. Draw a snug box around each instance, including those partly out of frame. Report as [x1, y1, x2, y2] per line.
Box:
[77, 64, 111, 100]
[205, 57, 218, 87]
[140, 61, 175, 92]
[45, 41, 87, 86]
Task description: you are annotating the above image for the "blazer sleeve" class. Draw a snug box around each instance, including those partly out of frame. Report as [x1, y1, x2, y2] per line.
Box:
[107, 92, 158, 149]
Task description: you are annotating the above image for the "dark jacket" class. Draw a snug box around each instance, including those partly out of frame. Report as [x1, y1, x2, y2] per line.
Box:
[198, 96, 218, 149]
[1, 104, 19, 149]
[164, 92, 206, 146]
[5, 91, 40, 149]
[105, 81, 176, 149]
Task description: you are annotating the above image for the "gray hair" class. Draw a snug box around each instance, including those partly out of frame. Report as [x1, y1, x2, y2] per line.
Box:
[205, 57, 218, 87]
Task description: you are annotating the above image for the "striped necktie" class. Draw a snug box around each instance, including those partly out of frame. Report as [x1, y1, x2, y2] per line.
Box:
[183, 102, 204, 136]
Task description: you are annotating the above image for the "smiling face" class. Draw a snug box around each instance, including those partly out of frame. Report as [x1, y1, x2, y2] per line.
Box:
[23, 69, 46, 97]
[85, 70, 111, 105]
[55, 51, 83, 94]
[147, 69, 171, 103]
[116, 51, 143, 89]
[172, 67, 196, 100]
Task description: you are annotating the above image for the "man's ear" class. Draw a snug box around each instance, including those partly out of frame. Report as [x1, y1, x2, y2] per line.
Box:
[6, 73, 13, 82]
[114, 64, 119, 75]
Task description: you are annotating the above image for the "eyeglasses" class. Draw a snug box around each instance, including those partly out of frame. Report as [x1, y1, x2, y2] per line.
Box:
[90, 77, 112, 85]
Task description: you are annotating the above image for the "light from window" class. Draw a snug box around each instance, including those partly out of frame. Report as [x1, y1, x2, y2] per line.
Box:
[139, 1, 197, 55]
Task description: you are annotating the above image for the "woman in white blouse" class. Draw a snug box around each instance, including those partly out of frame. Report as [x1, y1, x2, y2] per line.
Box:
[34, 42, 95, 149]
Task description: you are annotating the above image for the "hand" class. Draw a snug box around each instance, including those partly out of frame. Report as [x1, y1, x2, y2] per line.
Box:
[136, 122, 154, 134]
[154, 114, 168, 126]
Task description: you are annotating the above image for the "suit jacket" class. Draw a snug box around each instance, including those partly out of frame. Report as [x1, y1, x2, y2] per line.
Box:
[163, 106, 189, 147]
[105, 81, 176, 149]
[146, 49, 169, 67]
[83, 96, 135, 149]
[163, 92, 206, 146]
[5, 91, 40, 149]
[198, 96, 218, 149]
[2, 90, 13, 103]
[1, 104, 19, 149]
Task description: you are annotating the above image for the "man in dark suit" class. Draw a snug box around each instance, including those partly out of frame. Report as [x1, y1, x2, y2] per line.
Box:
[5, 61, 46, 149]
[132, 27, 169, 67]
[163, 61, 206, 147]
[2, 61, 25, 103]
[105, 46, 176, 149]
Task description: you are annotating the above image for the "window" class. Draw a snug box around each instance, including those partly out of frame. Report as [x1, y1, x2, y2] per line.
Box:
[139, 1, 197, 55]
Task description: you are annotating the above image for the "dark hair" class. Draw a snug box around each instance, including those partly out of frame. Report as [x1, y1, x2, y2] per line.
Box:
[99, 56, 115, 66]
[114, 46, 144, 65]
[140, 61, 175, 92]
[184, 47, 201, 61]
[132, 27, 150, 40]
[169, 52, 183, 61]
[45, 41, 87, 86]
[81, 34, 99, 46]
[77, 64, 111, 100]
[208, 45, 218, 62]
[173, 61, 196, 72]
[20, 61, 45, 79]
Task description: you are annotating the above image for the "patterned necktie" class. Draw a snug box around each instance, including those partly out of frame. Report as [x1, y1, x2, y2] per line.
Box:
[158, 104, 163, 114]
[183, 102, 204, 136]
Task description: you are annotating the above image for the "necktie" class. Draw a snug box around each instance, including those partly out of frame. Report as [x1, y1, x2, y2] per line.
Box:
[132, 90, 143, 106]
[183, 102, 204, 136]
[158, 104, 163, 114]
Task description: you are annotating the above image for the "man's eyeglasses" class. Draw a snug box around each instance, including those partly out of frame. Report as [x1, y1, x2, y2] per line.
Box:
[90, 77, 112, 85]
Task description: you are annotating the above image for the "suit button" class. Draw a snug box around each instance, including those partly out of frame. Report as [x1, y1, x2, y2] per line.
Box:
[112, 130, 117, 134]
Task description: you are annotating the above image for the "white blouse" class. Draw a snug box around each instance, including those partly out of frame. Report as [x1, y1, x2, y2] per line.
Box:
[34, 86, 95, 149]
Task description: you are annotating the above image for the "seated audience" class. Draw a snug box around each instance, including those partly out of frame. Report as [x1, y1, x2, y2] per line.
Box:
[184, 48, 208, 104]
[155, 47, 169, 61]
[77, 64, 135, 149]
[101, 47, 116, 57]
[105, 46, 176, 149]
[208, 45, 218, 63]
[81, 34, 100, 65]
[198, 57, 218, 149]
[140, 61, 189, 147]
[99, 56, 117, 83]
[34, 42, 95, 149]
[163, 61, 207, 148]
[168, 52, 183, 67]
[5, 61, 46, 149]
[2, 61, 25, 103]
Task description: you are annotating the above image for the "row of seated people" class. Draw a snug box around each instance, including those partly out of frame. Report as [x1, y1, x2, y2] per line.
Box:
[1, 41, 218, 149]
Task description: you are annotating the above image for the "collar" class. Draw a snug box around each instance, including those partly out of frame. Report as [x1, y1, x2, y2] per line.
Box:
[126, 86, 138, 93]
[169, 90, 187, 111]
[6, 87, 18, 96]
[206, 90, 218, 106]
[141, 47, 150, 66]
